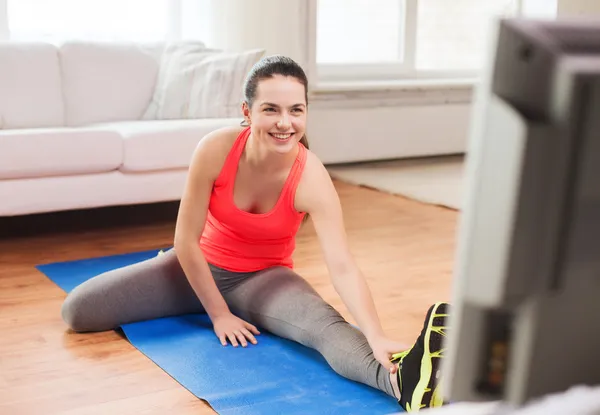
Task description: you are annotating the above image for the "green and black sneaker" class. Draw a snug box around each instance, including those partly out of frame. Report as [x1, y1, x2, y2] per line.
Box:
[391, 302, 450, 412]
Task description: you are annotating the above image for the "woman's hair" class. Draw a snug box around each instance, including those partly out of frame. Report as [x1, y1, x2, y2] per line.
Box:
[242, 55, 309, 150]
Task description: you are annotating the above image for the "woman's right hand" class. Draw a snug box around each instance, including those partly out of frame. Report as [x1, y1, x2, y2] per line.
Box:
[212, 313, 261, 347]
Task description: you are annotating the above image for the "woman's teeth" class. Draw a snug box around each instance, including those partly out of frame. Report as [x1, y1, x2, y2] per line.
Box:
[271, 133, 293, 140]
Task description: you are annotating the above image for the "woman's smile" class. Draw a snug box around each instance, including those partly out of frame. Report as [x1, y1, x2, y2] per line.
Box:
[269, 132, 295, 142]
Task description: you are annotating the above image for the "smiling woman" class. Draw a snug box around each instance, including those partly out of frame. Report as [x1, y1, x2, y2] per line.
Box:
[59, 54, 450, 412]
[241, 55, 310, 151]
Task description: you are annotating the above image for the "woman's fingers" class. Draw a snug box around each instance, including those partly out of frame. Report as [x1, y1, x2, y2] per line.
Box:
[241, 328, 257, 345]
[227, 332, 239, 347]
[217, 319, 260, 347]
[233, 330, 247, 347]
[218, 333, 227, 346]
[245, 323, 261, 335]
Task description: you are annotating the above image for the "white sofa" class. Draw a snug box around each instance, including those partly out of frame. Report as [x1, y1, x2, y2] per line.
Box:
[0, 41, 255, 217]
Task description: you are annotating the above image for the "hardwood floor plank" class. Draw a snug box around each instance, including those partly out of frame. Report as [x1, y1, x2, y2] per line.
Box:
[43, 389, 210, 415]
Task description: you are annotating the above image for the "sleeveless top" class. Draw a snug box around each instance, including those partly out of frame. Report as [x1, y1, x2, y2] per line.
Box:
[199, 127, 308, 272]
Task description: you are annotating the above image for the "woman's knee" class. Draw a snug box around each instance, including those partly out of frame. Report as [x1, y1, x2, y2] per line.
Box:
[61, 289, 89, 332]
[61, 284, 112, 332]
[60, 250, 190, 332]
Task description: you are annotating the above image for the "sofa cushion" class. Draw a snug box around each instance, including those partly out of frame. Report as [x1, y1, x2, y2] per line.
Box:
[0, 128, 122, 179]
[92, 119, 240, 172]
[0, 169, 189, 216]
[0, 43, 64, 129]
[59, 41, 163, 127]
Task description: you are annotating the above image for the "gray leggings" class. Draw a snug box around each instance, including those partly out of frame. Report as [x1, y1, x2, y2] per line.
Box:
[61, 248, 395, 397]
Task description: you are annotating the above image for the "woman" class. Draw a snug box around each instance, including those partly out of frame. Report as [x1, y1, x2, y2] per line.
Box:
[61, 55, 449, 412]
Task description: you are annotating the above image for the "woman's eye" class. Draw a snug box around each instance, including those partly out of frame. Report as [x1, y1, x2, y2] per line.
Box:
[264, 108, 275, 112]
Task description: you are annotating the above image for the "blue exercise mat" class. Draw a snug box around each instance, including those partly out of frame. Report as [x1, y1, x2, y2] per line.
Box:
[37, 249, 402, 415]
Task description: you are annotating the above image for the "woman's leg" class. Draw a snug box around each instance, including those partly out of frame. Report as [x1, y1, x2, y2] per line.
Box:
[220, 266, 397, 397]
[61, 249, 204, 332]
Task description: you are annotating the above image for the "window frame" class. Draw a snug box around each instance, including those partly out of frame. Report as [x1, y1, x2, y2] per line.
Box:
[0, 0, 8, 41]
[316, 0, 428, 82]
[311, 0, 540, 84]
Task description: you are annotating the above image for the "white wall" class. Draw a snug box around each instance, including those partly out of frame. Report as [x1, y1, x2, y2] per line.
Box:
[557, 0, 600, 16]
[307, 85, 473, 164]
[205, 0, 310, 70]
[308, 101, 471, 164]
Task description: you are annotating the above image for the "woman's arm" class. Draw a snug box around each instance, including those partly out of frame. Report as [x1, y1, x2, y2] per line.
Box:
[174, 128, 259, 347]
[296, 153, 405, 371]
[174, 131, 230, 319]
[296, 154, 384, 338]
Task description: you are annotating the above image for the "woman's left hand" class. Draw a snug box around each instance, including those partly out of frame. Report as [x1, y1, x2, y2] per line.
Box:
[368, 334, 410, 374]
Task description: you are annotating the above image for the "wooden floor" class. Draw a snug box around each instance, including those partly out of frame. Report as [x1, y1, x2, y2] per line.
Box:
[0, 181, 459, 415]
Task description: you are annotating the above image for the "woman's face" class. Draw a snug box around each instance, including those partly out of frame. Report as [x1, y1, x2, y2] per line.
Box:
[243, 75, 307, 155]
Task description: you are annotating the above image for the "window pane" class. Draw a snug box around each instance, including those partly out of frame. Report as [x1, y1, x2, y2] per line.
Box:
[317, 0, 402, 64]
[415, 0, 518, 71]
[8, 0, 170, 43]
[522, 0, 558, 19]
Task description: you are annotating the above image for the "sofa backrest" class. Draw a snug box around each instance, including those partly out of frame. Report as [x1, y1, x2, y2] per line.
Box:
[59, 41, 163, 126]
[0, 42, 65, 129]
[0, 40, 214, 130]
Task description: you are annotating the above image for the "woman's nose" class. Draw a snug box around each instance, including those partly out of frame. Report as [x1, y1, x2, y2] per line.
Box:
[277, 113, 291, 129]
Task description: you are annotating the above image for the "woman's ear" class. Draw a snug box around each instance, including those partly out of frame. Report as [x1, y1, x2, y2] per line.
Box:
[241, 101, 251, 125]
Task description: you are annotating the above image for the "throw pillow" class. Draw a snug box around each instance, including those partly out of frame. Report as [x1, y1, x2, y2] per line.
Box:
[143, 44, 265, 120]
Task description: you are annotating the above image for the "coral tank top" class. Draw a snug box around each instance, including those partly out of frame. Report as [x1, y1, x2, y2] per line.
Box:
[199, 127, 307, 272]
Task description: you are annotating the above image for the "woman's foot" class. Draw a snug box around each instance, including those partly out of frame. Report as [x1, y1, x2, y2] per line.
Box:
[390, 302, 450, 412]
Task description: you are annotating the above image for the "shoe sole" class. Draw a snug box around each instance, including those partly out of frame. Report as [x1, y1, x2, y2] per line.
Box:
[410, 302, 448, 411]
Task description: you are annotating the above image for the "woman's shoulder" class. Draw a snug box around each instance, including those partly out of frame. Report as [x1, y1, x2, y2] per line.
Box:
[200, 125, 245, 153]
[294, 149, 336, 212]
[191, 126, 245, 175]
[300, 149, 329, 184]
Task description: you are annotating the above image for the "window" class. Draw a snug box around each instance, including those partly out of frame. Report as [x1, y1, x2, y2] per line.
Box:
[316, 0, 558, 81]
[317, 0, 403, 64]
[0, 0, 210, 44]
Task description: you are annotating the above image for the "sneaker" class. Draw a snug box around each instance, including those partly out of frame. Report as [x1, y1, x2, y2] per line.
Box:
[390, 302, 450, 412]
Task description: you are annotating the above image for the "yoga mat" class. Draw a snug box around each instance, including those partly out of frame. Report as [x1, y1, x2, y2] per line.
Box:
[37, 249, 403, 415]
